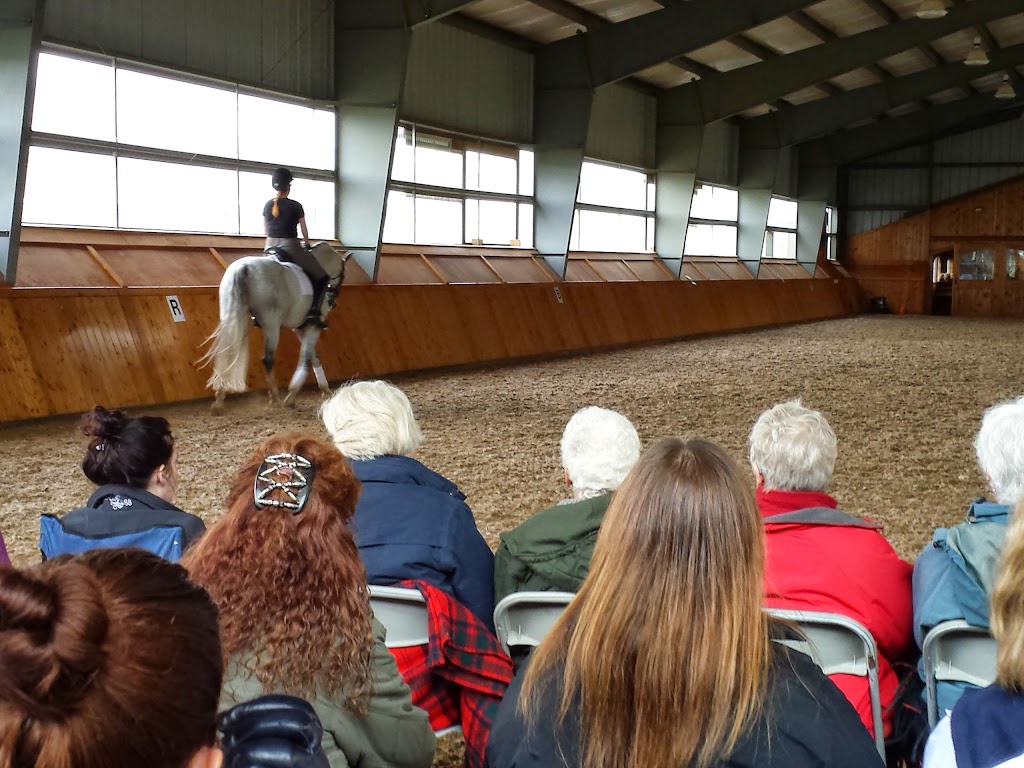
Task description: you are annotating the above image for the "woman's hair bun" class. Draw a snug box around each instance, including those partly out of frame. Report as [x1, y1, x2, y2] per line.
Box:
[0, 565, 109, 721]
[81, 406, 129, 442]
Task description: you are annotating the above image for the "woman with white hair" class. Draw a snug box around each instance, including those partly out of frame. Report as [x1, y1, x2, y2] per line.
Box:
[494, 406, 640, 602]
[915, 395, 1024, 718]
[923, 499, 1024, 768]
[749, 399, 913, 746]
[320, 380, 495, 628]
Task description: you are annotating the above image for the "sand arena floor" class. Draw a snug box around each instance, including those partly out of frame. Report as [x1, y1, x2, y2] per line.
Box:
[2, 314, 1022, 765]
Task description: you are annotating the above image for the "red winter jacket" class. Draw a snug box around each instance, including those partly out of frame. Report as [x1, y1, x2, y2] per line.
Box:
[758, 487, 914, 740]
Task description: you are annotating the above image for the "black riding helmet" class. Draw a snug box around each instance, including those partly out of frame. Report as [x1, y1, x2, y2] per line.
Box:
[272, 167, 294, 191]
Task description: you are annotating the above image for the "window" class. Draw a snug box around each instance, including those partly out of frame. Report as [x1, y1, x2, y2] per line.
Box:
[571, 160, 654, 252]
[959, 249, 995, 281]
[22, 147, 117, 227]
[24, 50, 336, 235]
[384, 124, 533, 247]
[1007, 249, 1024, 279]
[32, 53, 115, 142]
[763, 197, 798, 260]
[825, 206, 839, 262]
[684, 183, 738, 257]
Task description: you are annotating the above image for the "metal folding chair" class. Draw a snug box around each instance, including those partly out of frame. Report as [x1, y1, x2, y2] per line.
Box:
[922, 619, 997, 729]
[492, 591, 575, 657]
[367, 585, 461, 738]
[767, 608, 886, 760]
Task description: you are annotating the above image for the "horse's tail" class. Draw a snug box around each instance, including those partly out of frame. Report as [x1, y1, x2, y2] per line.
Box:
[202, 263, 251, 393]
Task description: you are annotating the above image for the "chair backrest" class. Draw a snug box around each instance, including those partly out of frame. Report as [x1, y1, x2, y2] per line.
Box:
[493, 591, 575, 657]
[922, 619, 997, 729]
[767, 608, 885, 760]
[367, 585, 430, 648]
[366, 585, 462, 739]
[40, 514, 184, 562]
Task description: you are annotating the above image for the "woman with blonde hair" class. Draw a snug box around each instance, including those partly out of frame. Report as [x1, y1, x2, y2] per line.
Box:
[923, 498, 1024, 768]
[183, 431, 435, 768]
[486, 438, 883, 768]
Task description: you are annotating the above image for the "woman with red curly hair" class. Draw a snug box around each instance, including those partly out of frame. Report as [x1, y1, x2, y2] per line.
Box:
[183, 431, 435, 768]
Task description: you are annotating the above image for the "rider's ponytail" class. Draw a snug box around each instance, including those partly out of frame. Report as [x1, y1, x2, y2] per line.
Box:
[271, 191, 283, 219]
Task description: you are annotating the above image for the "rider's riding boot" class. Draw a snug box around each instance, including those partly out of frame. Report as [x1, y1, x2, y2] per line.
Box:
[305, 276, 330, 329]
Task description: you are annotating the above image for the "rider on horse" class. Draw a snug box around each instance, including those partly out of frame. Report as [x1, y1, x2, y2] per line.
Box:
[263, 167, 330, 329]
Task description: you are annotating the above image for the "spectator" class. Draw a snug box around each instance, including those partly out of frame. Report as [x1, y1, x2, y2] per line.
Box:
[183, 431, 436, 768]
[486, 438, 883, 768]
[494, 406, 640, 601]
[923, 498, 1024, 768]
[915, 395, 1024, 716]
[321, 381, 495, 628]
[0, 548, 222, 768]
[45, 405, 205, 559]
[749, 399, 913, 743]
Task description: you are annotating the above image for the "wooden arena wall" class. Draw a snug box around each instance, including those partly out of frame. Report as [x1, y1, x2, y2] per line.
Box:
[845, 176, 1024, 316]
[0, 229, 861, 423]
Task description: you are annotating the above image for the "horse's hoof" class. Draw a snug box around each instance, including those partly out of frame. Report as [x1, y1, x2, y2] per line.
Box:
[283, 391, 298, 408]
[211, 403, 224, 415]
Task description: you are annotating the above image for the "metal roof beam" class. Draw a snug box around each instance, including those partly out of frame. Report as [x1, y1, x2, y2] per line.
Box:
[441, 14, 537, 52]
[536, 0, 824, 90]
[742, 41, 1024, 148]
[659, 0, 1023, 124]
[402, 0, 481, 28]
[813, 93, 1024, 165]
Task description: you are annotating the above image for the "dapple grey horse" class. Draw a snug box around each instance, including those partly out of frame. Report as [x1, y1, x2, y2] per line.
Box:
[204, 242, 348, 412]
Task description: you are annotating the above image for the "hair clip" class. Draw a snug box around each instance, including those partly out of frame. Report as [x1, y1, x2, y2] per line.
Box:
[254, 453, 315, 514]
[95, 443, 105, 451]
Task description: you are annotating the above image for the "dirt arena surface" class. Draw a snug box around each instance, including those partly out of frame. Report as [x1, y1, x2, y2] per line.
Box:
[2, 314, 1022, 765]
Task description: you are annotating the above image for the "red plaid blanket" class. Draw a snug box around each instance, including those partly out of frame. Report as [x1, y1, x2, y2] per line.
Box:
[388, 580, 513, 768]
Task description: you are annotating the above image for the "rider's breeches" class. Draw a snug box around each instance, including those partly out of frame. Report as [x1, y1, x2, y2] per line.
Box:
[266, 237, 328, 281]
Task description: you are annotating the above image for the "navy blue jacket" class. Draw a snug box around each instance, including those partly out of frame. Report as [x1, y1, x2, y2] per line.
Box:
[350, 455, 496, 629]
[61, 485, 206, 550]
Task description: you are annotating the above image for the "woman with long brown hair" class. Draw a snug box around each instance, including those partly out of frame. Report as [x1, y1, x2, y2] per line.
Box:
[0, 548, 222, 768]
[486, 438, 882, 768]
[183, 431, 435, 768]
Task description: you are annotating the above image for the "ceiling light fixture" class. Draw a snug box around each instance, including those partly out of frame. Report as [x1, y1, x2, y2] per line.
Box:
[995, 74, 1016, 100]
[916, 0, 947, 19]
[964, 37, 989, 66]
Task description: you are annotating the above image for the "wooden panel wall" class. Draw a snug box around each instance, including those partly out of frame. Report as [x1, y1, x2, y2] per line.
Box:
[845, 175, 1024, 316]
[0, 277, 858, 422]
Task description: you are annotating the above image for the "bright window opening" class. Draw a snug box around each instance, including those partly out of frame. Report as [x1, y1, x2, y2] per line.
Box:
[32, 52, 115, 142]
[826, 206, 839, 262]
[685, 183, 738, 257]
[570, 160, 654, 252]
[24, 49, 337, 236]
[22, 147, 117, 227]
[385, 123, 532, 247]
[764, 196, 798, 260]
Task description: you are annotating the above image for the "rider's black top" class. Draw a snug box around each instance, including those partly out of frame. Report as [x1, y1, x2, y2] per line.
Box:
[264, 197, 305, 238]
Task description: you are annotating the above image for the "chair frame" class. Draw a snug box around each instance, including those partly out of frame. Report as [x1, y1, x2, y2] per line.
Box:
[767, 608, 885, 759]
[922, 619, 996, 729]
[366, 585, 461, 738]
[492, 591, 575, 657]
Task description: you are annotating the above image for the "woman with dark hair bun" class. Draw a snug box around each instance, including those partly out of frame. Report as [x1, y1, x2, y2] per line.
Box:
[0, 548, 223, 768]
[52, 406, 205, 556]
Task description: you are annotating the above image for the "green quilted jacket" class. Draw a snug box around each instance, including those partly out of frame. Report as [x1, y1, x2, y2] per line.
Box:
[494, 493, 612, 602]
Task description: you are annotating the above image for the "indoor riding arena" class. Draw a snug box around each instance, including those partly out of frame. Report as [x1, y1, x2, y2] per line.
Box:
[2, 1, 1024, 766]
